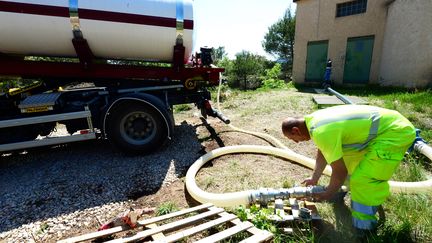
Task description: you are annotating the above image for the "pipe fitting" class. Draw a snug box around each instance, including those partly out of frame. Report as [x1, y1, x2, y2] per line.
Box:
[249, 186, 326, 206]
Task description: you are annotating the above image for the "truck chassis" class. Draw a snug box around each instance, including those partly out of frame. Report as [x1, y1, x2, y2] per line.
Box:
[0, 41, 225, 154]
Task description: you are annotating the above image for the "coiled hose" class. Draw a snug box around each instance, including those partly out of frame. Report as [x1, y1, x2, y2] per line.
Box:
[185, 80, 432, 207]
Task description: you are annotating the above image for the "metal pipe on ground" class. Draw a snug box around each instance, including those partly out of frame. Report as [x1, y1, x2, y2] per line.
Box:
[325, 86, 355, 105]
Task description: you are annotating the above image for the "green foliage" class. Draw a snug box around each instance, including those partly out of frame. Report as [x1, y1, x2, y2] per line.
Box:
[212, 46, 227, 65]
[37, 222, 50, 235]
[173, 104, 192, 113]
[231, 51, 267, 90]
[0, 78, 39, 93]
[260, 63, 286, 90]
[262, 7, 296, 79]
[106, 59, 171, 67]
[282, 178, 294, 188]
[235, 205, 248, 221]
[234, 205, 315, 243]
[24, 56, 79, 63]
[217, 57, 235, 83]
[239, 205, 277, 232]
[156, 202, 179, 216]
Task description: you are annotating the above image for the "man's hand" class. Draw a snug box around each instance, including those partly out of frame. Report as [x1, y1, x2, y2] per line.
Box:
[302, 177, 318, 186]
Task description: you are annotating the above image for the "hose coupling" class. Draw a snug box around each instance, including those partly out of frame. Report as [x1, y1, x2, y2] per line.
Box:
[250, 186, 326, 206]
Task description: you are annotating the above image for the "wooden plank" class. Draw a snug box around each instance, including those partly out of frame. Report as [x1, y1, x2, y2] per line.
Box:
[195, 221, 254, 243]
[305, 201, 321, 220]
[57, 225, 129, 243]
[290, 198, 300, 219]
[218, 212, 270, 237]
[105, 207, 225, 243]
[239, 230, 274, 243]
[158, 213, 238, 243]
[147, 224, 166, 241]
[138, 203, 213, 226]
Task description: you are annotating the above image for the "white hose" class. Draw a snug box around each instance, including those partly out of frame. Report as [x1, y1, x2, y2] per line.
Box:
[185, 80, 432, 207]
[389, 141, 432, 193]
[185, 145, 332, 207]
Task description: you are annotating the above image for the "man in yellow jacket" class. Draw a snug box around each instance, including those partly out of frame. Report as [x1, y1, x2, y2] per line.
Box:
[282, 105, 416, 234]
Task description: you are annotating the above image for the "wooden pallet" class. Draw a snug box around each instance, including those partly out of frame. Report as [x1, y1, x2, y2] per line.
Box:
[271, 199, 321, 222]
[58, 203, 273, 243]
[265, 199, 321, 234]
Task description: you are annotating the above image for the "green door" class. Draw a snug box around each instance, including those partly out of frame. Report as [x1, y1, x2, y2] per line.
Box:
[343, 36, 374, 83]
[305, 41, 328, 82]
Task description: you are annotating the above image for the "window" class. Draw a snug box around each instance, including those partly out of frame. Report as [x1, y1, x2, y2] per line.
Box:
[336, 0, 367, 17]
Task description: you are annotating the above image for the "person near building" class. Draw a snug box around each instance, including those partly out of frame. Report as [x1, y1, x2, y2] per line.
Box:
[281, 104, 416, 233]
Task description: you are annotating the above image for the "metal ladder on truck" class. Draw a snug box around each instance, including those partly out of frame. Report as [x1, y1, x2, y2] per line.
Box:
[0, 106, 96, 153]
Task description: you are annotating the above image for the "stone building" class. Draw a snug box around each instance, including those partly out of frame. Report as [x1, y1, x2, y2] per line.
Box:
[292, 0, 432, 88]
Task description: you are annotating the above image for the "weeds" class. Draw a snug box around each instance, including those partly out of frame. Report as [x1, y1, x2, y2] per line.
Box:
[173, 104, 192, 113]
[36, 222, 49, 235]
[233, 205, 316, 243]
[203, 177, 215, 190]
[282, 178, 294, 188]
[156, 202, 178, 216]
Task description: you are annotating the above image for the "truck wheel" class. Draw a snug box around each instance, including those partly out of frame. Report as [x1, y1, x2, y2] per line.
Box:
[106, 102, 168, 154]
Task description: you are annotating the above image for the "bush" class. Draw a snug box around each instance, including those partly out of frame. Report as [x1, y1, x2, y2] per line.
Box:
[260, 63, 286, 90]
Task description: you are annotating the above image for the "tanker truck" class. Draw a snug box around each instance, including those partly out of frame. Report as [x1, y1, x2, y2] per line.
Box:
[0, 0, 226, 154]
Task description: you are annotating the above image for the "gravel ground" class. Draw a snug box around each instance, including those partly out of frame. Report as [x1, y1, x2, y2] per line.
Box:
[0, 119, 203, 242]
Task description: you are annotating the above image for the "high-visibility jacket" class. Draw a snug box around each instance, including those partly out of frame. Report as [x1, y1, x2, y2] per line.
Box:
[304, 104, 415, 174]
[304, 104, 416, 230]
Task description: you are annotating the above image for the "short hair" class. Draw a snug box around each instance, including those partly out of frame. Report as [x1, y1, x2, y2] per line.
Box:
[281, 117, 302, 135]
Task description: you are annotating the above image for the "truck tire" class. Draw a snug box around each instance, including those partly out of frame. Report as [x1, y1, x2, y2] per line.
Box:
[106, 102, 168, 154]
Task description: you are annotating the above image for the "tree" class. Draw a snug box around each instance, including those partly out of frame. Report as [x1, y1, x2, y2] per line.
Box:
[262, 8, 295, 78]
[217, 56, 234, 81]
[232, 51, 266, 90]
[212, 46, 227, 65]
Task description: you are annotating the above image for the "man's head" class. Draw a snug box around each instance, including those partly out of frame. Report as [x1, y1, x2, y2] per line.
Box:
[281, 117, 310, 143]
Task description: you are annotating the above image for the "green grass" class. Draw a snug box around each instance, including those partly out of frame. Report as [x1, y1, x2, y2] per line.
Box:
[382, 151, 432, 242]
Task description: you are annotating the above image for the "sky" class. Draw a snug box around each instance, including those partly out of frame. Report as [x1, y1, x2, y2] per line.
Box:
[193, 0, 295, 59]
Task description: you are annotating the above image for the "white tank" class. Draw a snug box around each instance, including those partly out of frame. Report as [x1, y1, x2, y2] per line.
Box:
[0, 0, 194, 62]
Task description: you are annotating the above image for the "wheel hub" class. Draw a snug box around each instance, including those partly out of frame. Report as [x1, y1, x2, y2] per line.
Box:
[120, 111, 156, 145]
